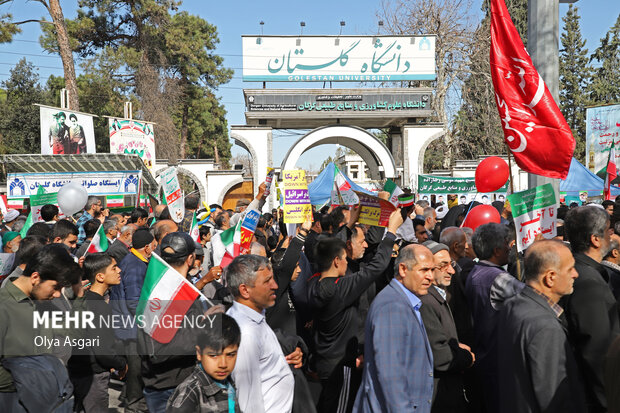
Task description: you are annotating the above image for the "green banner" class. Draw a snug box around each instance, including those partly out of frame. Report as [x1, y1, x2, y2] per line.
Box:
[30, 192, 58, 207]
[507, 183, 556, 217]
[417, 175, 508, 194]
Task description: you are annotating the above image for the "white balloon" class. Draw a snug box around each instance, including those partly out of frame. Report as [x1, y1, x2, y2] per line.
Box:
[57, 183, 88, 216]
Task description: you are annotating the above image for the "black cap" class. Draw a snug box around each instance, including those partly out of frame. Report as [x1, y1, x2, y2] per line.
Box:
[160, 232, 196, 259]
[132, 228, 154, 250]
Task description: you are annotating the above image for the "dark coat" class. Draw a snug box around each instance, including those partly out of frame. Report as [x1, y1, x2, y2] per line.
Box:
[106, 238, 130, 265]
[2, 354, 74, 413]
[420, 286, 471, 412]
[561, 253, 620, 413]
[498, 286, 587, 413]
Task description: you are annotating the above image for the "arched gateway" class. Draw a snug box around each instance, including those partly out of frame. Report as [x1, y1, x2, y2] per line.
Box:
[281, 125, 397, 180]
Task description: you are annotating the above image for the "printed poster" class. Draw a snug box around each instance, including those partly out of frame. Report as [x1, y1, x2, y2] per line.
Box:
[29, 192, 63, 222]
[507, 183, 557, 252]
[109, 118, 156, 169]
[160, 167, 184, 223]
[585, 104, 620, 175]
[356, 191, 396, 227]
[39, 105, 96, 155]
[239, 207, 261, 254]
[282, 170, 312, 224]
[264, 167, 275, 197]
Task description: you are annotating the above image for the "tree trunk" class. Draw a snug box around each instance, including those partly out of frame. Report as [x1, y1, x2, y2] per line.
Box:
[213, 141, 220, 164]
[180, 98, 189, 159]
[48, 0, 79, 110]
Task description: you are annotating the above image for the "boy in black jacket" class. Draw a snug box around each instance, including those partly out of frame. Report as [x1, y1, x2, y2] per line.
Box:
[68, 253, 127, 413]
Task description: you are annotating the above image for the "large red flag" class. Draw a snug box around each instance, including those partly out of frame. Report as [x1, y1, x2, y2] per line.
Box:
[490, 0, 575, 179]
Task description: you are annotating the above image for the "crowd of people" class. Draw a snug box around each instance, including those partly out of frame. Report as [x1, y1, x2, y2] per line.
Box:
[0, 186, 619, 413]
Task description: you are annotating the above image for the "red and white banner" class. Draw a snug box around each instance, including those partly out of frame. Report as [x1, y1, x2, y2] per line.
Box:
[490, 0, 575, 179]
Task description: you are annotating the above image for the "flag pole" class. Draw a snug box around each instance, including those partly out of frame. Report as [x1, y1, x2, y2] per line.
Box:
[506, 148, 522, 280]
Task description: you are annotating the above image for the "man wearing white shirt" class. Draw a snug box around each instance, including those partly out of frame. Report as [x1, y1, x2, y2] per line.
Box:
[226, 254, 295, 413]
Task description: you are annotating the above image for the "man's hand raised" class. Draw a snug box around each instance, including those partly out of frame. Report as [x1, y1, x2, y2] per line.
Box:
[387, 208, 404, 235]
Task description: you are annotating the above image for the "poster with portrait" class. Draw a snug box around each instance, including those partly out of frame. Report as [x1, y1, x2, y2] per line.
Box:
[109, 118, 156, 169]
[39, 105, 96, 155]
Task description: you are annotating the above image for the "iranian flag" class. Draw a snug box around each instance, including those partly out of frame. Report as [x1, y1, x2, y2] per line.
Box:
[107, 195, 124, 208]
[85, 223, 109, 254]
[189, 212, 200, 243]
[331, 165, 359, 206]
[604, 140, 618, 201]
[136, 253, 200, 343]
[384, 179, 404, 207]
[211, 219, 242, 268]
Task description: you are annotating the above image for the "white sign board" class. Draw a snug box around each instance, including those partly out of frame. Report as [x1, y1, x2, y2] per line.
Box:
[7, 171, 141, 198]
[109, 118, 156, 169]
[160, 167, 184, 223]
[39, 105, 96, 155]
[242, 35, 436, 82]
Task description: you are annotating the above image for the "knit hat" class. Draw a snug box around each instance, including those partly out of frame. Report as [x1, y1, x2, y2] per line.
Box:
[422, 240, 449, 255]
[132, 228, 154, 250]
[2, 231, 20, 245]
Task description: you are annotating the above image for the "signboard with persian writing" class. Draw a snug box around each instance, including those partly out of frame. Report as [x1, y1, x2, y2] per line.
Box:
[282, 170, 312, 223]
[417, 175, 509, 194]
[159, 167, 185, 223]
[109, 118, 156, 170]
[242, 35, 436, 82]
[585, 104, 620, 176]
[7, 171, 141, 198]
[29, 192, 63, 222]
[507, 183, 557, 252]
[356, 191, 396, 227]
[245, 89, 430, 114]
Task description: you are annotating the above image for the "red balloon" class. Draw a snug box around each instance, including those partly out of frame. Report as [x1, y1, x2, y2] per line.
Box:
[462, 205, 501, 231]
[475, 156, 510, 193]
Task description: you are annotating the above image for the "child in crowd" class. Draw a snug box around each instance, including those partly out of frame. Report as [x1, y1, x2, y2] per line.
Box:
[68, 253, 127, 413]
[166, 313, 241, 413]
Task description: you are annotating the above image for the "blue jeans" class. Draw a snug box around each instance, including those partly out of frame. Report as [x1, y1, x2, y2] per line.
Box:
[143, 387, 175, 413]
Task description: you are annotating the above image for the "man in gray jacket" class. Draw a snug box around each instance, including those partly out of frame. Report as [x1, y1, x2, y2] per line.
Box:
[498, 240, 586, 412]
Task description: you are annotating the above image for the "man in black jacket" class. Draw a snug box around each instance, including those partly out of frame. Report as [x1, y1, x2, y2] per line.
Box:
[420, 240, 474, 413]
[498, 240, 587, 413]
[138, 232, 202, 413]
[563, 206, 620, 412]
[309, 207, 402, 413]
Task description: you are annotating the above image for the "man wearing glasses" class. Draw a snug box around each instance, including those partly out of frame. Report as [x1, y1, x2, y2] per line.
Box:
[420, 240, 475, 413]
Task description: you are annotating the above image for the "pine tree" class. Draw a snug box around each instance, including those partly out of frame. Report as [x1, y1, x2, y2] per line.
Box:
[589, 14, 620, 105]
[559, 5, 590, 163]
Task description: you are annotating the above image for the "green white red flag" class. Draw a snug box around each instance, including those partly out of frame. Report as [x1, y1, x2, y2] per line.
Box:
[211, 219, 242, 268]
[189, 212, 200, 243]
[85, 223, 109, 254]
[136, 253, 200, 343]
[383, 179, 404, 207]
[331, 165, 359, 206]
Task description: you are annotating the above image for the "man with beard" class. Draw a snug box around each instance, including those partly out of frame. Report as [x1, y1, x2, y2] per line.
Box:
[563, 206, 620, 412]
[48, 111, 69, 154]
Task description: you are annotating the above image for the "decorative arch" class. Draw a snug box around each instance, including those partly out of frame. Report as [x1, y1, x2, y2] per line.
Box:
[218, 176, 245, 205]
[280, 125, 397, 179]
[230, 132, 260, 187]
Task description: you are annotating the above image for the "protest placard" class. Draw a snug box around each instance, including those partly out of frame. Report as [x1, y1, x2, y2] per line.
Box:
[282, 170, 312, 223]
[30, 192, 60, 222]
[264, 167, 276, 197]
[159, 167, 184, 223]
[355, 191, 396, 227]
[507, 183, 557, 252]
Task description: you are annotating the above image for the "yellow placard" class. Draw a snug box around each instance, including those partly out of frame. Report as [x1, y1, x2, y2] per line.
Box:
[282, 170, 312, 223]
